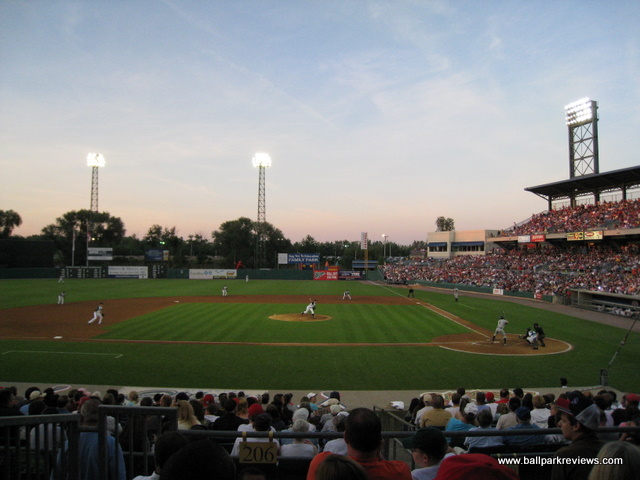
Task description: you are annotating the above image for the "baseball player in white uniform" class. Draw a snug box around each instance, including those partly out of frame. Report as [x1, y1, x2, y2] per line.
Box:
[492, 315, 509, 344]
[342, 290, 351, 300]
[57, 291, 65, 305]
[453, 288, 459, 302]
[88, 303, 104, 324]
[301, 299, 317, 318]
[222, 286, 228, 297]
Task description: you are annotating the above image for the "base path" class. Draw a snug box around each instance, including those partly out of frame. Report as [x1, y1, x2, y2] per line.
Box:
[0, 295, 571, 355]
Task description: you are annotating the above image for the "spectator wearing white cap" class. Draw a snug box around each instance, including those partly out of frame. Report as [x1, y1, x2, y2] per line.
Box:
[20, 388, 45, 415]
[319, 404, 344, 430]
[281, 408, 318, 446]
[307, 393, 319, 412]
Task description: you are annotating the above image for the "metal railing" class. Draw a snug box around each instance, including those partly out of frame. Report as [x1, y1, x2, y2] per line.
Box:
[0, 413, 80, 480]
[3, 406, 639, 480]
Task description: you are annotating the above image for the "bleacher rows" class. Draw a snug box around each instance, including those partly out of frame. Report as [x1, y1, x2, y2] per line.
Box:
[2, 405, 639, 480]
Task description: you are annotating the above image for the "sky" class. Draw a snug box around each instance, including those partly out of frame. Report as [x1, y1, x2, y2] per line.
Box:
[1, 1, 639, 245]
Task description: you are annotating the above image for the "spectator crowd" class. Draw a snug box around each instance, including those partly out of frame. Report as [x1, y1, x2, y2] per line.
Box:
[499, 199, 640, 236]
[2, 384, 640, 480]
[383, 249, 640, 297]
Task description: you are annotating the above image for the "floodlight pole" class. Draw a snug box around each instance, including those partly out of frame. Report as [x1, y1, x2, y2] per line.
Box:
[252, 153, 271, 269]
[565, 99, 599, 205]
[382, 234, 388, 264]
[86, 153, 105, 266]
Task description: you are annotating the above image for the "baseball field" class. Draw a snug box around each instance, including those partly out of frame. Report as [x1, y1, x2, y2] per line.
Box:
[1, 279, 638, 392]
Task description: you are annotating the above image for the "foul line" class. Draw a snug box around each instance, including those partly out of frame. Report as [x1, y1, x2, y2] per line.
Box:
[2, 350, 123, 359]
[371, 282, 489, 337]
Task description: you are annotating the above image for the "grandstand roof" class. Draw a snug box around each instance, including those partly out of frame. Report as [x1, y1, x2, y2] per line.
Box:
[525, 165, 640, 201]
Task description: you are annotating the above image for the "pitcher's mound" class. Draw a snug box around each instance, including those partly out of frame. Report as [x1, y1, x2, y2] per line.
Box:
[269, 313, 332, 322]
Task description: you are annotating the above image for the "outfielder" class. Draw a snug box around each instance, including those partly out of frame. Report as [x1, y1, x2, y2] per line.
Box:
[88, 303, 104, 324]
[453, 288, 459, 302]
[301, 299, 317, 318]
[492, 315, 509, 344]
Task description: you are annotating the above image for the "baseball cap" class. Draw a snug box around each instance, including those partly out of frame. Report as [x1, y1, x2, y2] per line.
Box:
[626, 393, 640, 404]
[554, 397, 573, 416]
[402, 427, 447, 456]
[463, 403, 478, 415]
[307, 392, 317, 400]
[435, 454, 519, 480]
[555, 393, 594, 417]
[515, 406, 531, 421]
[485, 392, 495, 402]
[575, 404, 601, 431]
[248, 403, 264, 417]
[28, 390, 45, 401]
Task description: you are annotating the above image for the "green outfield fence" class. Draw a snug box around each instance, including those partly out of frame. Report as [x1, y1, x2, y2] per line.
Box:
[0, 268, 380, 281]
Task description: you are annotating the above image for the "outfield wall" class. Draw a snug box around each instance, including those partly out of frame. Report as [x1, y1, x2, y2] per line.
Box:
[0, 267, 59, 279]
[0, 267, 314, 281]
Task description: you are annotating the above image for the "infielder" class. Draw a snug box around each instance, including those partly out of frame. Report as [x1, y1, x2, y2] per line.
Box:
[492, 315, 509, 344]
[88, 303, 104, 324]
[342, 290, 351, 300]
[57, 291, 65, 305]
[301, 299, 317, 318]
[222, 285, 228, 297]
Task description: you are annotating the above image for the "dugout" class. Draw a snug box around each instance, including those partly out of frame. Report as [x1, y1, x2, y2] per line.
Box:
[570, 288, 640, 317]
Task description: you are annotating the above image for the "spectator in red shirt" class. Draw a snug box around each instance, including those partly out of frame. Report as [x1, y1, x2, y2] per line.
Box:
[306, 408, 411, 480]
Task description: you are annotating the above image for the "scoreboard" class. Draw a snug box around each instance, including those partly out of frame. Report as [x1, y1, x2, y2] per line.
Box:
[61, 267, 105, 279]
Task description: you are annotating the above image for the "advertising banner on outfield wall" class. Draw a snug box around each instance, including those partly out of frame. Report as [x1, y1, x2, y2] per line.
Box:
[339, 271, 363, 280]
[283, 253, 320, 264]
[108, 266, 148, 279]
[189, 269, 237, 279]
[313, 270, 338, 281]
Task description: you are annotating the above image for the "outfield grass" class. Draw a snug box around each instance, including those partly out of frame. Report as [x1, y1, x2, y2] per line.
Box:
[1, 279, 638, 391]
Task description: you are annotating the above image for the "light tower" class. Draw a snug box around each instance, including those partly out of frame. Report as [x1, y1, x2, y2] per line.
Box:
[565, 98, 599, 179]
[382, 234, 388, 264]
[86, 153, 105, 265]
[252, 152, 271, 268]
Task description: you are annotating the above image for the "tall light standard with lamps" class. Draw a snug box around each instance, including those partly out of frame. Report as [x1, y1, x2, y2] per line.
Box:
[86, 153, 105, 266]
[252, 152, 271, 268]
[382, 234, 389, 264]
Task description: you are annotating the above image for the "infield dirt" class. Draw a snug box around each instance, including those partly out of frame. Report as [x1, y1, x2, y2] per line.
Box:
[0, 294, 570, 355]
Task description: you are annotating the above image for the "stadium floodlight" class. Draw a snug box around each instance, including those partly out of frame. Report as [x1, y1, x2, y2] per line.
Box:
[564, 98, 594, 126]
[86, 153, 106, 167]
[86, 153, 105, 266]
[253, 152, 271, 268]
[252, 152, 272, 168]
[382, 234, 389, 263]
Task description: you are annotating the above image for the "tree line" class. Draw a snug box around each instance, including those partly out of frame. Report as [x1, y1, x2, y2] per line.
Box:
[2, 209, 418, 269]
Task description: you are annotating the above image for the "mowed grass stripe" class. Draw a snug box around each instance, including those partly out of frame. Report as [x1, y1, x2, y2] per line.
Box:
[96, 304, 467, 344]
